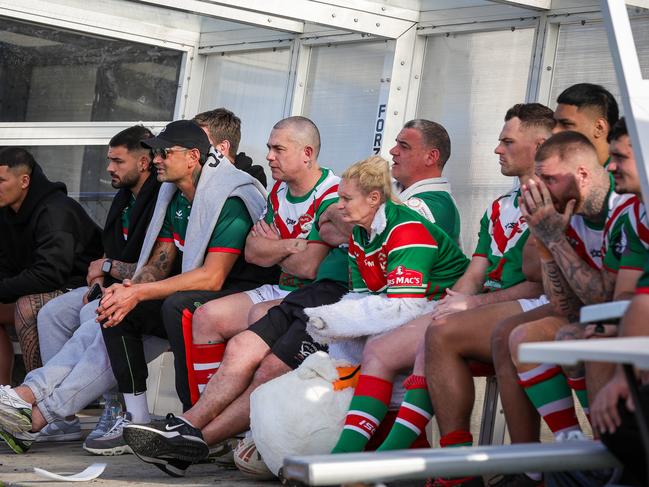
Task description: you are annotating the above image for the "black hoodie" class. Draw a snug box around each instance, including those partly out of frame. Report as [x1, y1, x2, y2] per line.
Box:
[0, 163, 103, 303]
[101, 172, 161, 286]
[234, 152, 267, 189]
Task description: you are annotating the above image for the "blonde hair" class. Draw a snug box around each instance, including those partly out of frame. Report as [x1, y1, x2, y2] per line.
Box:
[341, 155, 394, 203]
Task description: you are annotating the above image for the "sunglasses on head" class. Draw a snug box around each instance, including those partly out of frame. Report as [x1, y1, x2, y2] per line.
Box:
[151, 147, 192, 159]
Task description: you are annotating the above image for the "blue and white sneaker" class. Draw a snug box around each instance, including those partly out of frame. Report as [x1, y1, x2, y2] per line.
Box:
[83, 412, 134, 456]
[86, 395, 122, 442]
[0, 385, 32, 434]
[36, 417, 82, 442]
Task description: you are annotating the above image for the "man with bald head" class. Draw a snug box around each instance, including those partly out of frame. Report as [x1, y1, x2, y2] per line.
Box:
[121, 116, 342, 476]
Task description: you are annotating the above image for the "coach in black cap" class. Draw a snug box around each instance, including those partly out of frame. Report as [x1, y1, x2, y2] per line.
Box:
[142, 120, 211, 166]
[93, 119, 277, 456]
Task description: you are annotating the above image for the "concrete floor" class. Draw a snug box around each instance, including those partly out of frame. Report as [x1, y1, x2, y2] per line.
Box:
[0, 441, 281, 487]
[0, 379, 586, 486]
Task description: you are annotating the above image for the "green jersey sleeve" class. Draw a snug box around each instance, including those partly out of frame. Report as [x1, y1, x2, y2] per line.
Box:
[306, 195, 339, 242]
[156, 201, 175, 243]
[636, 258, 649, 294]
[473, 211, 490, 257]
[207, 197, 253, 254]
[263, 194, 275, 225]
[619, 218, 648, 271]
[414, 192, 461, 244]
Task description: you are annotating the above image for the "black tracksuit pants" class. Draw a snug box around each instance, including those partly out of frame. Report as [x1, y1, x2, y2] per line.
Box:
[101, 289, 239, 404]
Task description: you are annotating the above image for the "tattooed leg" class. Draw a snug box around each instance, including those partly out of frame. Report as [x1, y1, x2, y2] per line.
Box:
[0, 303, 16, 385]
[15, 291, 63, 372]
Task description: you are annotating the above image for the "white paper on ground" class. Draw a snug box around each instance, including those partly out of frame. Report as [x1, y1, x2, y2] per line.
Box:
[33, 463, 107, 482]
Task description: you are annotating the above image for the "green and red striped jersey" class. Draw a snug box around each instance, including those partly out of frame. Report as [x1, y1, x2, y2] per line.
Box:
[473, 188, 529, 292]
[348, 200, 468, 300]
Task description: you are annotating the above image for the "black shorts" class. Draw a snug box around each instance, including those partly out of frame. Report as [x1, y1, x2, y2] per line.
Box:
[248, 280, 347, 369]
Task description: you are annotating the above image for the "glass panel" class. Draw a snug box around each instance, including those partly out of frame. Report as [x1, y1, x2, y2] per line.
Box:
[550, 17, 649, 107]
[21, 145, 114, 226]
[0, 16, 183, 122]
[303, 41, 392, 176]
[417, 28, 535, 253]
[198, 48, 292, 187]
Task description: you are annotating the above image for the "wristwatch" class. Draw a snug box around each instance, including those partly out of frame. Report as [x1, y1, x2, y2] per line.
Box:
[101, 258, 113, 275]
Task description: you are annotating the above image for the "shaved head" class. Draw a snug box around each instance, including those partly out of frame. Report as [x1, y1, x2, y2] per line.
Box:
[273, 116, 321, 158]
[536, 130, 600, 169]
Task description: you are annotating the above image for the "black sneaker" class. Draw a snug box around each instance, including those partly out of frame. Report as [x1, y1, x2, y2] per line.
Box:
[132, 451, 191, 478]
[488, 473, 542, 487]
[123, 413, 208, 476]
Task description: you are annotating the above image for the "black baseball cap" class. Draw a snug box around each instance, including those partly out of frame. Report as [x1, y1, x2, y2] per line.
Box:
[142, 120, 210, 156]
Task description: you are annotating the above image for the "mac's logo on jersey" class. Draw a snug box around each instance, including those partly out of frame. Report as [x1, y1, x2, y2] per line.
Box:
[387, 266, 423, 287]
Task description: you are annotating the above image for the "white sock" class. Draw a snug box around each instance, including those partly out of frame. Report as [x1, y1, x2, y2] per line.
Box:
[178, 416, 196, 428]
[123, 393, 151, 424]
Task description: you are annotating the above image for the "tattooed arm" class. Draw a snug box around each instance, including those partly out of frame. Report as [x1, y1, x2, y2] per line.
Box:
[108, 260, 138, 282]
[541, 256, 582, 321]
[86, 256, 138, 285]
[546, 238, 616, 304]
[96, 243, 243, 327]
[95, 240, 176, 327]
[521, 178, 614, 305]
[131, 240, 176, 284]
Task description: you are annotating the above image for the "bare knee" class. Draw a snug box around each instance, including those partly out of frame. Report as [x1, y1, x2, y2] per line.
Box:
[555, 324, 583, 342]
[223, 331, 268, 369]
[556, 325, 585, 377]
[491, 318, 515, 366]
[361, 337, 398, 378]
[425, 317, 453, 351]
[225, 332, 253, 357]
[508, 325, 527, 368]
[191, 304, 220, 343]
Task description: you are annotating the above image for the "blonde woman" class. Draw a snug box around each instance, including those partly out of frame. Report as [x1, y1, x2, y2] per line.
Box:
[305, 155, 468, 453]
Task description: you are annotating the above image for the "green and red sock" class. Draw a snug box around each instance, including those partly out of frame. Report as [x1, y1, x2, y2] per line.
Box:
[377, 375, 433, 451]
[567, 376, 590, 423]
[432, 430, 476, 486]
[331, 374, 392, 453]
[518, 363, 580, 437]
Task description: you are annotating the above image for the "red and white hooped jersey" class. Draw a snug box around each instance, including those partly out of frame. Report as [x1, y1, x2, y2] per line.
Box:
[265, 167, 340, 241]
[566, 191, 630, 270]
[629, 197, 649, 249]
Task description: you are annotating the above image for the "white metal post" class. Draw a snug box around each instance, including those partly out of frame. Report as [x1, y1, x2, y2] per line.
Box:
[380, 24, 418, 160]
[289, 42, 312, 116]
[601, 0, 649, 205]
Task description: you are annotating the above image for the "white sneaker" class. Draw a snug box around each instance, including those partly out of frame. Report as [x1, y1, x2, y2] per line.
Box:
[35, 417, 81, 442]
[556, 429, 587, 442]
[0, 385, 32, 434]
